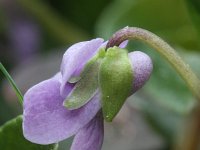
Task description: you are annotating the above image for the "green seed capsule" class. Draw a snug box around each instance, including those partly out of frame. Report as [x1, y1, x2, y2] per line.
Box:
[99, 46, 133, 122]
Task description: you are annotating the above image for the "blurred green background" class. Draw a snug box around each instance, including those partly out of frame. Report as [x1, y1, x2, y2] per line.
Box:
[0, 0, 200, 149]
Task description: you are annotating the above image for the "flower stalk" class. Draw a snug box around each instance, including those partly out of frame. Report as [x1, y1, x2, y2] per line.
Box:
[106, 27, 200, 100]
[0, 62, 23, 105]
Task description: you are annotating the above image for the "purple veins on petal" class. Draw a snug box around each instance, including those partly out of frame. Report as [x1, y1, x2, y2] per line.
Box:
[70, 111, 104, 150]
[23, 74, 101, 144]
[60, 38, 104, 96]
[128, 51, 153, 92]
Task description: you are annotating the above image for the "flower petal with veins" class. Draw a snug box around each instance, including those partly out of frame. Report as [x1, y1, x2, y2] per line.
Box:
[71, 111, 104, 150]
[23, 74, 101, 144]
[60, 38, 104, 96]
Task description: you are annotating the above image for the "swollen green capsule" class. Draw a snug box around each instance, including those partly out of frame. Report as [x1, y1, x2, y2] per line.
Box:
[99, 47, 133, 122]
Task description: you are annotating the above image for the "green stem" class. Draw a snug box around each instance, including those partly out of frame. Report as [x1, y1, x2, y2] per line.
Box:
[0, 63, 23, 105]
[107, 27, 200, 100]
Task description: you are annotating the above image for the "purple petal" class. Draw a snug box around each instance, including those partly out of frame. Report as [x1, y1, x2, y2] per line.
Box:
[128, 51, 153, 92]
[70, 111, 104, 150]
[53, 72, 62, 83]
[23, 75, 101, 144]
[60, 38, 104, 96]
[98, 41, 108, 49]
[99, 40, 128, 49]
[119, 40, 128, 48]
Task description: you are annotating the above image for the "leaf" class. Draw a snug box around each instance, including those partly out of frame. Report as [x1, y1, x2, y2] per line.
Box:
[0, 115, 58, 150]
[144, 47, 200, 114]
[64, 49, 105, 109]
[186, 0, 200, 36]
[0, 62, 23, 105]
[99, 47, 133, 122]
[128, 93, 184, 142]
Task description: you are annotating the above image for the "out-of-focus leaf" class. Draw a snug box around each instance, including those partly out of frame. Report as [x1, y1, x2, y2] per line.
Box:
[48, 0, 113, 32]
[0, 115, 58, 150]
[126, 49, 198, 141]
[128, 92, 184, 142]
[133, 45, 200, 114]
[186, 0, 200, 37]
[17, 0, 88, 44]
[96, 0, 200, 50]
[182, 51, 200, 78]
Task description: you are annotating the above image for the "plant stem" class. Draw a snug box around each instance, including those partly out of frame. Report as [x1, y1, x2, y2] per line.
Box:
[0, 63, 23, 105]
[106, 27, 200, 100]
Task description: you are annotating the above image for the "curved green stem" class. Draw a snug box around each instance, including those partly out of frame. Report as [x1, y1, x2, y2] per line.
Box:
[106, 27, 200, 100]
[0, 63, 23, 105]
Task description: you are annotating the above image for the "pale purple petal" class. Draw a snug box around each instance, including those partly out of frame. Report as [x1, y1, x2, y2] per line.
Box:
[71, 112, 104, 150]
[128, 51, 153, 92]
[119, 40, 128, 48]
[54, 73, 76, 98]
[60, 38, 104, 95]
[23, 75, 101, 144]
[98, 41, 108, 49]
[99, 40, 128, 49]
[53, 72, 62, 83]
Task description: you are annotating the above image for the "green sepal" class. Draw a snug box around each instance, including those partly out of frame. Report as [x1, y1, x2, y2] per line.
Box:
[99, 47, 133, 122]
[64, 49, 105, 109]
[68, 76, 81, 83]
[0, 115, 58, 150]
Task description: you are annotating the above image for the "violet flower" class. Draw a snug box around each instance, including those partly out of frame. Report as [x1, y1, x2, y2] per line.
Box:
[22, 38, 152, 150]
